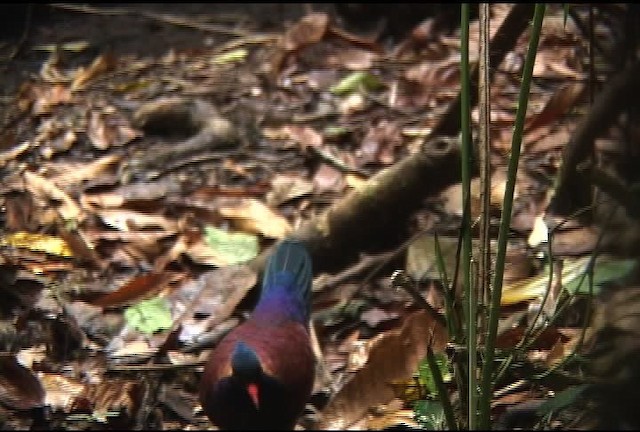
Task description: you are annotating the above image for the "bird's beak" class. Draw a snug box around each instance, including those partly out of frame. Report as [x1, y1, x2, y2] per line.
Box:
[247, 383, 260, 408]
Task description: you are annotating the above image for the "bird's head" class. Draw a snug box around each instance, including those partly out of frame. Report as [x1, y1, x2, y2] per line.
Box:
[231, 341, 263, 409]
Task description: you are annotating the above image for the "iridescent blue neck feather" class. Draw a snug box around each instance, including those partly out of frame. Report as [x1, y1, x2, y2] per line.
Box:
[253, 240, 312, 325]
[253, 273, 308, 324]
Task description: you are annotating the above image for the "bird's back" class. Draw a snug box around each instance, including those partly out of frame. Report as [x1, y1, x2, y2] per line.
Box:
[199, 239, 315, 430]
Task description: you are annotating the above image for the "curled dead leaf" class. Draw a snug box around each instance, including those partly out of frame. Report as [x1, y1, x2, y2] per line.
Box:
[525, 82, 585, 134]
[71, 54, 116, 91]
[282, 13, 329, 52]
[217, 198, 292, 239]
[316, 310, 446, 429]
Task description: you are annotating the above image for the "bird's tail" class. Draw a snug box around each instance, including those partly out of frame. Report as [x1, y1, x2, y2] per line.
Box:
[263, 238, 313, 307]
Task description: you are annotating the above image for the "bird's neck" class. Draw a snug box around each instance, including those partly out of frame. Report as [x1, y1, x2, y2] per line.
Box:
[252, 275, 308, 325]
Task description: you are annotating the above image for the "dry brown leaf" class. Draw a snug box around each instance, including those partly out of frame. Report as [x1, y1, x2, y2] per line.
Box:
[82, 229, 170, 244]
[96, 209, 178, 233]
[313, 163, 346, 194]
[305, 69, 340, 90]
[23, 171, 83, 222]
[282, 13, 329, 52]
[3, 191, 39, 232]
[0, 141, 30, 168]
[15, 346, 47, 370]
[440, 171, 509, 218]
[71, 54, 116, 91]
[108, 339, 158, 361]
[327, 24, 383, 53]
[358, 120, 402, 166]
[87, 109, 141, 150]
[81, 192, 127, 209]
[364, 406, 420, 430]
[81, 179, 178, 210]
[48, 154, 122, 189]
[404, 56, 460, 88]
[551, 226, 599, 256]
[526, 127, 571, 154]
[40, 130, 77, 159]
[345, 340, 370, 373]
[31, 84, 73, 115]
[72, 379, 139, 417]
[533, 50, 583, 79]
[266, 174, 314, 206]
[91, 272, 170, 308]
[492, 390, 533, 408]
[283, 124, 324, 149]
[496, 326, 564, 350]
[39, 372, 86, 411]
[316, 310, 447, 429]
[17, 259, 75, 274]
[345, 173, 368, 190]
[525, 82, 585, 134]
[326, 48, 379, 70]
[218, 198, 292, 239]
[0, 356, 45, 410]
[170, 265, 257, 339]
[57, 227, 104, 269]
[361, 308, 400, 328]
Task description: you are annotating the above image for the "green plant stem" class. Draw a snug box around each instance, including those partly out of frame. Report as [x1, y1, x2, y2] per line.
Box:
[460, 3, 477, 429]
[434, 233, 461, 340]
[478, 4, 546, 429]
[477, 2, 492, 335]
[426, 346, 458, 430]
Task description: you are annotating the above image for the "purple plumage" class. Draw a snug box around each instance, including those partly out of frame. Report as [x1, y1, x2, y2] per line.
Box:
[199, 239, 315, 430]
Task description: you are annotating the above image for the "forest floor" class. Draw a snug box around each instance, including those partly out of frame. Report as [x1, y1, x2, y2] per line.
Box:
[0, 3, 637, 430]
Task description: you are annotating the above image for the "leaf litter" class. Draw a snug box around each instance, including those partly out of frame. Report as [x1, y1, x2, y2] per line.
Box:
[0, 3, 632, 430]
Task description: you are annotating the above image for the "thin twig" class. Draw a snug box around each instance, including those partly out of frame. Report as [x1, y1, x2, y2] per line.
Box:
[50, 3, 251, 38]
[391, 270, 447, 329]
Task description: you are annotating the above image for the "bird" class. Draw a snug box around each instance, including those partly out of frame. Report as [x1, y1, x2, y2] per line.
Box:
[199, 239, 316, 430]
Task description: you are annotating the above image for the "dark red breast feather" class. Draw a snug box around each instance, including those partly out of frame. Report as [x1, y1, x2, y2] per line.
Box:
[199, 239, 315, 430]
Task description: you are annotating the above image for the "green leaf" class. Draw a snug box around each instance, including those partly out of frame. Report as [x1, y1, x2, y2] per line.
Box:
[536, 384, 589, 415]
[203, 226, 259, 265]
[563, 257, 638, 295]
[124, 297, 172, 334]
[417, 352, 452, 396]
[414, 399, 445, 430]
[330, 71, 384, 95]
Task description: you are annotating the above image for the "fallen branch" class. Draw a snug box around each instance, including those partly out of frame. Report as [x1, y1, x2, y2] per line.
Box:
[252, 136, 462, 275]
[551, 60, 640, 216]
[248, 5, 539, 274]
